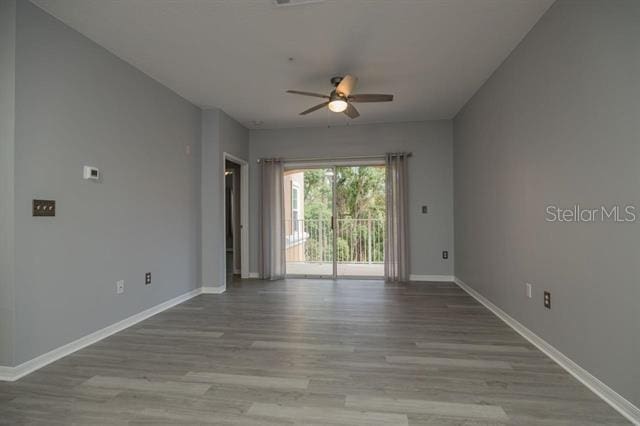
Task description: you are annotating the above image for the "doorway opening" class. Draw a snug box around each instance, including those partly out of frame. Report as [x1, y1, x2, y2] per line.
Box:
[284, 165, 386, 279]
[223, 153, 249, 287]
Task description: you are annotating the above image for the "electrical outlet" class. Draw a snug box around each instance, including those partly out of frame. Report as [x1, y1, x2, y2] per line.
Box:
[145, 272, 151, 285]
[442, 250, 448, 259]
[526, 283, 532, 298]
[544, 291, 551, 309]
[32, 199, 56, 217]
[116, 280, 124, 294]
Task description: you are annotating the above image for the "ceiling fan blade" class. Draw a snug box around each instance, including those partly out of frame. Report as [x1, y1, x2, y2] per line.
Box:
[336, 74, 358, 97]
[300, 101, 329, 115]
[287, 90, 329, 99]
[348, 94, 394, 103]
[344, 103, 360, 119]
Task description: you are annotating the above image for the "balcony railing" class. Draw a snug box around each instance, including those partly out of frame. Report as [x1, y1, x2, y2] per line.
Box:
[285, 218, 384, 264]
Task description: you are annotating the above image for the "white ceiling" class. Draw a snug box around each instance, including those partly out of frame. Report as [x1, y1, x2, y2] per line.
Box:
[32, 0, 553, 129]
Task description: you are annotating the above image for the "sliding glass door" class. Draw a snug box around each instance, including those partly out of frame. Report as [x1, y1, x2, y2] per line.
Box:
[285, 164, 385, 279]
[335, 165, 385, 278]
[284, 168, 335, 277]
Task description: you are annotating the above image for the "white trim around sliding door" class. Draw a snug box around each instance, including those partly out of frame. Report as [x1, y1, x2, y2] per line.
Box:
[284, 158, 385, 170]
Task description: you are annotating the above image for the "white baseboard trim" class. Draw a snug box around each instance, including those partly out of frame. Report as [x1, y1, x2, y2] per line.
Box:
[201, 286, 226, 294]
[0, 286, 208, 382]
[248, 272, 260, 279]
[0, 366, 14, 381]
[454, 277, 640, 425]
[409, 274, 455, 282]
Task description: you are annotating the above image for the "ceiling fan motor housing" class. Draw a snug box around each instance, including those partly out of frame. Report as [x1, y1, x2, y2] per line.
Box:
[329, 90, 347, 103]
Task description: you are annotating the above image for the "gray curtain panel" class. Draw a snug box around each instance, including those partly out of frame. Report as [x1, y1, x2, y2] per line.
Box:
[259, 159, 286, 280]
[384, 153, 410, 282]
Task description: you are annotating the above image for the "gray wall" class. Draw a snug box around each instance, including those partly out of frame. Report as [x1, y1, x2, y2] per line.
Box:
[201, 109, 221, 288]
[0, 0, 16, 367]
[249, 121, 453, 277]
[201, 109, 248, 288]
[221, 111, 249, 161]
[11, 1, 202, 365]
[453, 0, 639, 406]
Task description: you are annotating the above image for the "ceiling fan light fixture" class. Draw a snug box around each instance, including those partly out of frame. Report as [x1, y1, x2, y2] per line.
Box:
[328, 98, 348, 113]
[287, 74, 394, 118]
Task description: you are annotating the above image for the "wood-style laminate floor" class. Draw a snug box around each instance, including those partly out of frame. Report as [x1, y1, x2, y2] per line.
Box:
[0, 279, 628, 425]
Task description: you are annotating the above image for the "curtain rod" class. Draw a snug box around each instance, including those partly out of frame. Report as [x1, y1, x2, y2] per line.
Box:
[257, 152, 412, 163]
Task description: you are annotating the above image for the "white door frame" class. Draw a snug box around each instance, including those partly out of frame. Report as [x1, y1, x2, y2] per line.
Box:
[223, 152, 249, 280]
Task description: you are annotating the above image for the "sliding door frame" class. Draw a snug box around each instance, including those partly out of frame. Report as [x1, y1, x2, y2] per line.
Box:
[283, 164, 335, 279]
[284, 160, 385, 280]
[331, 165, 338, 279]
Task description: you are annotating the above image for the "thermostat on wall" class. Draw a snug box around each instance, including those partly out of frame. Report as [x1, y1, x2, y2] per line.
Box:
[83, 166, 100, 180]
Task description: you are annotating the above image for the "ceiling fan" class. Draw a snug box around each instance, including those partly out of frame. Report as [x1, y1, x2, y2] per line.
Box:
[286, 74, 394, 119]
